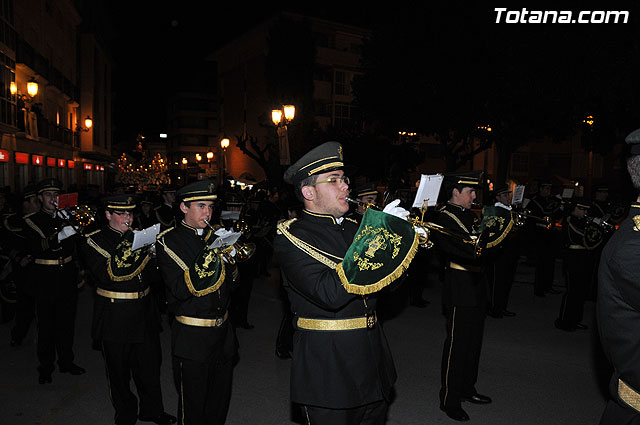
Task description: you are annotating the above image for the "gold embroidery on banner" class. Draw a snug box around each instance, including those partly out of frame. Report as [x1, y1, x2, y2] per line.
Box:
[194, 250, 218, 279]
[354, 225, 403, 259]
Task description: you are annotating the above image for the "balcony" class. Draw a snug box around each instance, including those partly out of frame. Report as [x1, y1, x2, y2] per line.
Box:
[18, 108, 78, 147]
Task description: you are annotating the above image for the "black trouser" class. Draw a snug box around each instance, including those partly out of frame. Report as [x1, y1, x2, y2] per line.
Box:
[303, 400, 388, 425]
[173, 355, 233, 425]
[35, 267, 78, 371]
[440, 304, 486, 408]
[102, 335, 165, 425]
[534, 230, 557, 294]
[488, 247, 519, 312]
[557, 249, 591, 328]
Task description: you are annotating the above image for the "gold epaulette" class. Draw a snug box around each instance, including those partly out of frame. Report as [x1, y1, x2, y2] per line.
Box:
[156, 227, 174, 239]
[344, 217, 358, 225]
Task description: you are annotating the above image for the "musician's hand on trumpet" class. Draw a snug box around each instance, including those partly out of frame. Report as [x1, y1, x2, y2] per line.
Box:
[382, 199, 410, 221]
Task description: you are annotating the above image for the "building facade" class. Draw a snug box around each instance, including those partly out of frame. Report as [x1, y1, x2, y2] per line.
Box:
[208, 11, 371, 183]
[0, 0, 112, 194]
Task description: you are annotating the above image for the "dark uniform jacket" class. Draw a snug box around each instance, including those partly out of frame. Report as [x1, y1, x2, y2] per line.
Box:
[155, 204, 177, 230]
[598, 203, 640, 422]
[434, 203, 484, 307]
[82, 226, 161, 343]
[273, 209, 397, 409]
[21, 210, 78, 296]
[155, 222, 238, 363]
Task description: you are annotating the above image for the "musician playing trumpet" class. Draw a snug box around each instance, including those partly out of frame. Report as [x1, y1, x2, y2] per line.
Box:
[155, 180, 239, 425]
[274, 141, 418, 425]
[21, 178, 84, 384]
[434, 172, 492, 422]
[554, 198, 593, 332]
[81, 194, 175, 425]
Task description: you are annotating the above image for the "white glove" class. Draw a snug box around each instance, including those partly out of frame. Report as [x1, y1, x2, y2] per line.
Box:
[57, 225, 77, 242]
[382, 199, 410, 221]
[415, 227, 428, 238]
[55, 209, 70, 219]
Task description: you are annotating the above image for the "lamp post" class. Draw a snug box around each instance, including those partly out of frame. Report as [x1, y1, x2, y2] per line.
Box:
[271, 104, 295, 165]
[220, 137, 229, 183]
[182, 157, 188, 183]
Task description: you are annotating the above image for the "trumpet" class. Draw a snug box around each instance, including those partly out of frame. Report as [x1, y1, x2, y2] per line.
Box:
[512, 210, 552, 229]
[345, 197, 486, 257]
[53, 203, 97, 234]
[203, 219, 256, 264]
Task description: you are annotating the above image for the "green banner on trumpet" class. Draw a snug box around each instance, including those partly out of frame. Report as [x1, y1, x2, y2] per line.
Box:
[479, 206, 514, 248]
[337, 209, 419, 295]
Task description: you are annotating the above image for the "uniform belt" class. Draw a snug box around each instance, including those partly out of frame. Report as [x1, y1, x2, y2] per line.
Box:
[34, 256, 73, 266]
[175, 311, 229, 327]
[619, 379, 640, 413]
[96, 287, 150, 300]
[449, 261, 482, 273]
[296, 313, 377, 331]
[567, 244, 586, 250]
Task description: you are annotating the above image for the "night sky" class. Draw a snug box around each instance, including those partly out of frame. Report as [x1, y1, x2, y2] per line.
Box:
[90, 3, 640, 147]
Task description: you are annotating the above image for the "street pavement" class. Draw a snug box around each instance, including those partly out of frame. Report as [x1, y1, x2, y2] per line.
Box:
[0, 255, 608, 425]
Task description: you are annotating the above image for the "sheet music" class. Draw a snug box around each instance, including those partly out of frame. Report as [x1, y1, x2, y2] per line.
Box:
[561, 188, 575, 199]
[132, 223, 161, 251]
[209, 228, 242, 249]
[512, 185, 525, 205]
[220, 210, 241, 221]
[412, 174, 444, 209]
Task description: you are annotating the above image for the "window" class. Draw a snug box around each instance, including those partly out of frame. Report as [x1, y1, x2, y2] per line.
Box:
[335, 71, 352, 96]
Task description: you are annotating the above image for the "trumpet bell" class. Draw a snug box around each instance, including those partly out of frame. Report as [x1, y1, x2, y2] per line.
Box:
[234, 242, 256, 263]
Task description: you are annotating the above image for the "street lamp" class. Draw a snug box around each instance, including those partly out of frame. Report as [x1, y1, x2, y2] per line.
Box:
[182, 157, 188, 183]
[271, 104, 295, 165]
[77, 115, 93, 132]
[27, 79, 39, 98]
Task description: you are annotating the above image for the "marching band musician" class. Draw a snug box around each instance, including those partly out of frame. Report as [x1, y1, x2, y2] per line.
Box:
[274, 141, 417, 425]
[21, 178, 84, 384]
[434, 172, 492, 422]
[155, 180, 239, 425]
[155, 185, 178, 230]
[554, 198, 593, 332]
[486, 184, 519, 319]
[346, 181, 379, 224]
[597, 128, 640, 424]
[528, 181, 563, 297]
[81, 195, 175, 425]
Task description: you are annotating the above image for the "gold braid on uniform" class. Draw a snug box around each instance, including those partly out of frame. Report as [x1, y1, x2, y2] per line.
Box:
[24, 217, 49, 251]
[157, 235, 226, 297]
[276, 219, 342, 268]
[442, 210, 472, 234]
[337, 230, 419, 296]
